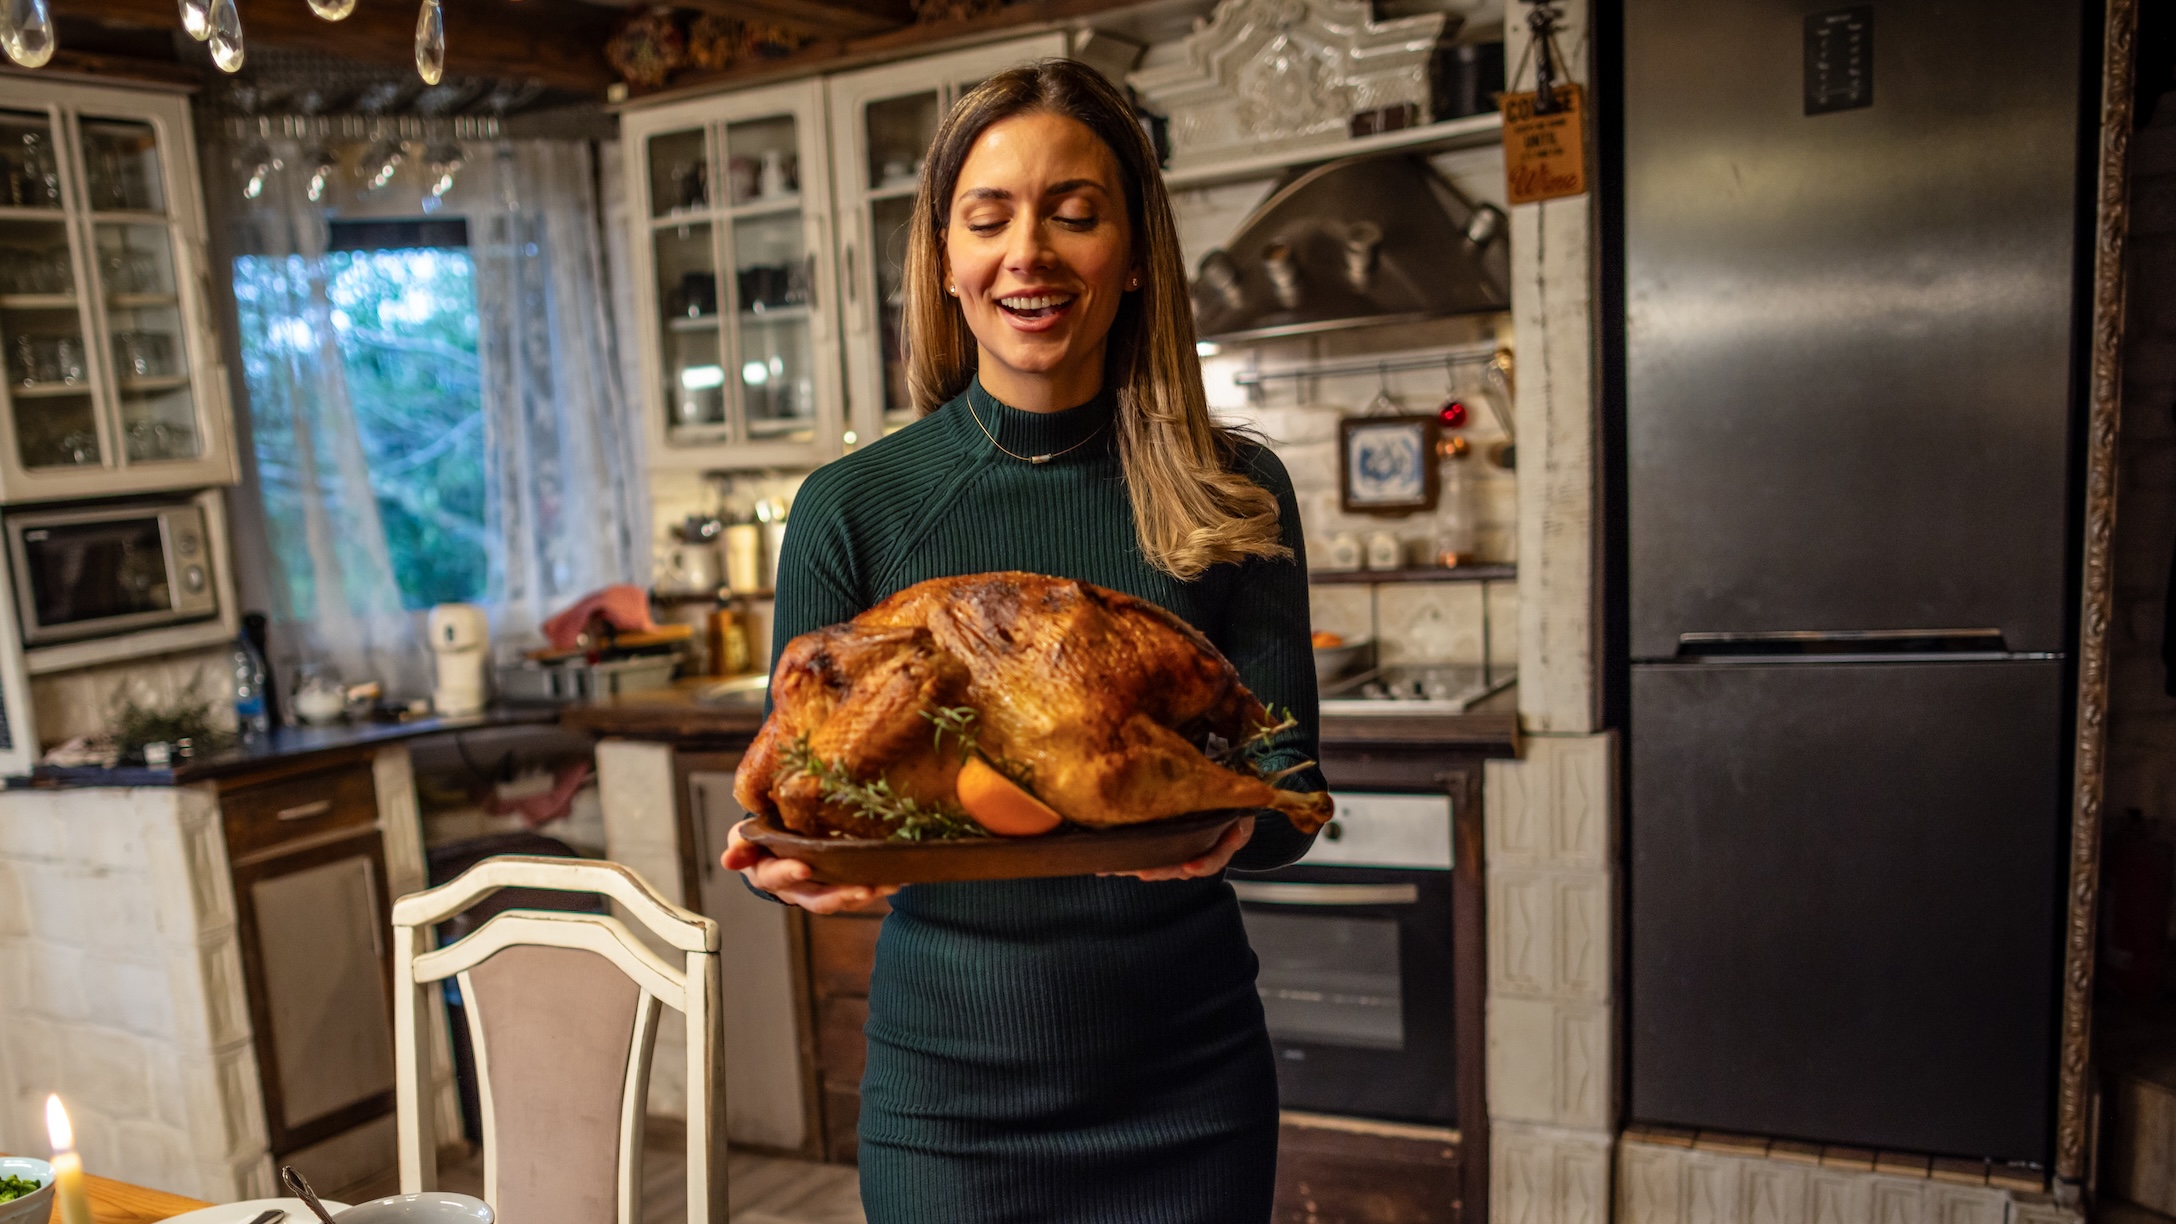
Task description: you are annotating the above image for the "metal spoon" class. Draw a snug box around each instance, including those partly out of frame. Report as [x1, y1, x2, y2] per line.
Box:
[279, 1166, 337, 1224]
[245, 1211, 287, 1224]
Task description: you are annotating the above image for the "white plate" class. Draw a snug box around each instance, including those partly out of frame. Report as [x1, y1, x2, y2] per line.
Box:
[161, 1196, 352, 1223]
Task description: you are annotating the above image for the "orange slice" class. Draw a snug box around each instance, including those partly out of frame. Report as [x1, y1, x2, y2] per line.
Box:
[955, 756, 1063, 837]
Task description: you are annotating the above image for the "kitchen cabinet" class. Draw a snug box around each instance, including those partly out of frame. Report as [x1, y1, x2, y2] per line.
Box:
[221, 756, 399, 1167]
[623, 79, 845, 471]
[620, 34, 1119, 471]
[0, 78, 235, 502]
[825, 34, 1067, 444]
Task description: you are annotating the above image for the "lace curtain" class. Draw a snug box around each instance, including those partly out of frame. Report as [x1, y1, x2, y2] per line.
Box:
[224, 132, 647, 701]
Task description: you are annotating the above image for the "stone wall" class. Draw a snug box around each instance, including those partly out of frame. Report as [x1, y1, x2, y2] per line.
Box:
[0, 785, 273, 1201]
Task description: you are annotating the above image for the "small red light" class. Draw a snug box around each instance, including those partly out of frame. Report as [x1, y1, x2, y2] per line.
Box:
[1439, 400, 1468, 428]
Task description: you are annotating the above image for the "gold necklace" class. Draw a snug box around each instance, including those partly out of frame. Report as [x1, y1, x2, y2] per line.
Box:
[967, 397, 1108, 465]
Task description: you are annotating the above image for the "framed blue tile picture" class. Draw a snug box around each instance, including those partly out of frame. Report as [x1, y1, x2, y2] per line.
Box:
[1340, 414, 1440, 515]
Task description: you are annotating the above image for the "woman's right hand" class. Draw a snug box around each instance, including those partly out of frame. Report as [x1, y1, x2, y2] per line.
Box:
[724, 818, 900, 914]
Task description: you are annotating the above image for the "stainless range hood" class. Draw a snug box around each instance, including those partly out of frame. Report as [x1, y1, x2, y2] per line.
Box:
[1190, 153, 1508, 343]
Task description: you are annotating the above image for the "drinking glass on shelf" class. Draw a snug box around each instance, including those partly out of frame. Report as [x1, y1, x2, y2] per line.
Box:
[52, 336, 82, 384]
[113, 331, 172, 378]
[11, 334, 38, 385]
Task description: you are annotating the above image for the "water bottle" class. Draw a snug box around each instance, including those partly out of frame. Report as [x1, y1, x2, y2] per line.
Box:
[232, 633, 270, 739]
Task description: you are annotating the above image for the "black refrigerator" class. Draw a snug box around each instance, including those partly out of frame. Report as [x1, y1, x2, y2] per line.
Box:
[1621, 0, 2087, 1165]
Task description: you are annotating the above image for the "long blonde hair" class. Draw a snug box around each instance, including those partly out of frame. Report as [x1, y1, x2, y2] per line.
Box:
[901, 59, 1288, 580]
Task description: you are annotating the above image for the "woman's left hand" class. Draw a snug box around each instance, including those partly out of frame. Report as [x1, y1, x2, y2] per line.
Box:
[1113, 815, 1255, 882]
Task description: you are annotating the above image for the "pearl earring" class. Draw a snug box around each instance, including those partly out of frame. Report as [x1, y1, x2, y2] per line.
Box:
[947, 282, 957, 296]
[1126, 275, 1141, 290]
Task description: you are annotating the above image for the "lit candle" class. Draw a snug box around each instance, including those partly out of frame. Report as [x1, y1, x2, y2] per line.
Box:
[45, 1095, 93, 1224]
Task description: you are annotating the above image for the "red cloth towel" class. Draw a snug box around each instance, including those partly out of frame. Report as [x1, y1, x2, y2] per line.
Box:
[541, 584, 656, 651]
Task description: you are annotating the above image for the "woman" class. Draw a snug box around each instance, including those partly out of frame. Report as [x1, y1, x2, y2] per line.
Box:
[722, 58, 1323, 1224]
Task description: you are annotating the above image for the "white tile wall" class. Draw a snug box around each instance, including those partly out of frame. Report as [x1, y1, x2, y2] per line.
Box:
[29, 646, 234, 750]
[1617, 1138, 2064, 1224]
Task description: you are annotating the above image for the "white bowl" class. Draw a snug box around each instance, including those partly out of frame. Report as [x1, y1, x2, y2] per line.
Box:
[335, 1192, 493, 1223]
[0, 1158, 54, 1224]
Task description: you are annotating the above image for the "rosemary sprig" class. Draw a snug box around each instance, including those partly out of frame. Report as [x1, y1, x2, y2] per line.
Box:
[781, 733, 988, 841]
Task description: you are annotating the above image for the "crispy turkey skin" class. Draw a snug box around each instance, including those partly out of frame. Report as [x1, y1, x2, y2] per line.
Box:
[733, 572, 1331, 840]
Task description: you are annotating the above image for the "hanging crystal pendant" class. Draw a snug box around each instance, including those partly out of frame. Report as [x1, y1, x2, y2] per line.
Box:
[178, 0, 210, 39]
[414, 0, 444, 85]
[1, 0, 56, 70]
[207, 0, 244, 72]
[306, 0, 356, 19]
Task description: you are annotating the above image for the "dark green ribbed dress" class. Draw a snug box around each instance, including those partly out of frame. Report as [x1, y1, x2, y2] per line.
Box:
[770, 378, 1324, 1224]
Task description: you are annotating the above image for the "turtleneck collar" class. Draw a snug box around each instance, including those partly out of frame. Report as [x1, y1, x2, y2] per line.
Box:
[957, 377, 1117, 464]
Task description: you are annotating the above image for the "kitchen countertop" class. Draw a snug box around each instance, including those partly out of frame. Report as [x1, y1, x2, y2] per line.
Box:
[559, 678, 1521, 756]
[17, 706, 560, 788]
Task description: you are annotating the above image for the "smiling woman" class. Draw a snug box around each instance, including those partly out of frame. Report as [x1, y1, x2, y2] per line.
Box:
[723, 57, 1325, 1224]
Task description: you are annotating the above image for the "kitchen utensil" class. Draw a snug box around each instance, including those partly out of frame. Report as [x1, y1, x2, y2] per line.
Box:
[0, 1157, 53, 1224]
[327, 1193, 492, 1223]
[1312, 635, 1370, 684]
[1365, 530, 1402, 570]
[157, 1199, 351, 1224]
[737, 809, 1249, 885]
[279, 1166, 338, 1224]
[660, 541, 719, 594]
[723, 522, 763, 593]
[246, 1211, 287, 1224]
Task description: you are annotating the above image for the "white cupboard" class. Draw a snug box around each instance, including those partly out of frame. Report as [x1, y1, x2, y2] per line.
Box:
[0, 78, 236, 502]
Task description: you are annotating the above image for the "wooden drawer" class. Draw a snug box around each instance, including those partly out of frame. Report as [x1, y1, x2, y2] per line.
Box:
[808, 912, 883, 999]
[1273, 1116, 1463, 1224]
[223, 764, 379, 862]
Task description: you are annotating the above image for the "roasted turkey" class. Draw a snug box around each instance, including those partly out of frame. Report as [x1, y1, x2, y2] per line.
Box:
[734, 572, 1332, 841]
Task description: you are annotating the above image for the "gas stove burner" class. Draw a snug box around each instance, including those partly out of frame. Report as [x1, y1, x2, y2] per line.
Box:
[1318, 664, 1514, 715]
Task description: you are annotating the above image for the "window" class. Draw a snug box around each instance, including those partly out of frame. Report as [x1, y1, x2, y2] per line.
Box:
[233, 218, 486, 612]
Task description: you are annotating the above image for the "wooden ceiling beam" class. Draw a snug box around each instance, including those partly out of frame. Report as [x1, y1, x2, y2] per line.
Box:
[60, 0, 618, 92]
[672, 0, 910, 40]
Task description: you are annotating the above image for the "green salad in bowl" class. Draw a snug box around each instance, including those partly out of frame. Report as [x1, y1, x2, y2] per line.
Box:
[0, 1157, 53, 1224]
[0, 1175, 38, 1202]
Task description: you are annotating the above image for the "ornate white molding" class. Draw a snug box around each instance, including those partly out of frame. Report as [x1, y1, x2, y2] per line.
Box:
[1128, 0, 1449, 168]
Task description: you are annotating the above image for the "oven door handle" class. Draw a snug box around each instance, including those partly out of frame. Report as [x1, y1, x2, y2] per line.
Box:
[1231, 882, 1421, 906]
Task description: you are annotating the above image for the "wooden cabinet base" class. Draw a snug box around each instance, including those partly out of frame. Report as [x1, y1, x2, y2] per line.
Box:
[1274, 1112, 1464, 1224]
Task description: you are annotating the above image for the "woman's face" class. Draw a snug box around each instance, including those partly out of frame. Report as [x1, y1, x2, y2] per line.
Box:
[943, 110, 1134, 412]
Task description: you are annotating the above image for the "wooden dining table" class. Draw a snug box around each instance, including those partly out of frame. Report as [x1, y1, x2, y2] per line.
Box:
[1, 1156, 210, 1224]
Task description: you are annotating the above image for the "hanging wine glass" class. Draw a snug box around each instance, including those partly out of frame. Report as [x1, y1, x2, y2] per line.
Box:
[178, 0, 210, 39]
[238, 140, 280, 200]
[1, 0, 56, 70]
[207, 0, 245, 72]
[423, 141, 464, 201]
[361, 135, 405, 192]
[304, 143, 338, 203]
[307, 0, 356, 19]
[414, 0, 444, 85]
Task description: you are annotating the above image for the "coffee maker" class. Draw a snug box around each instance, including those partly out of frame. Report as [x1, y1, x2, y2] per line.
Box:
[428, 603, 488, 716]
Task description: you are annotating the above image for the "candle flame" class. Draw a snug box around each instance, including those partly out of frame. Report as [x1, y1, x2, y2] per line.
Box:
[45, 1093, 73, 1151]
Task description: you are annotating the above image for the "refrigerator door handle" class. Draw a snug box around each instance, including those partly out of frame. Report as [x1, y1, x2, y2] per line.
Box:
[1675, 628, 2011, 659]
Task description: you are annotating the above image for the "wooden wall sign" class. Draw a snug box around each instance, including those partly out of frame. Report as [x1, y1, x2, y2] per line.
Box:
[1500, 84, 1587, 205]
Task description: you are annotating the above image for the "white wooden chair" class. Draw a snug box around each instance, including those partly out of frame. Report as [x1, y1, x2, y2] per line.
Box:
[390, 855, 726, 1224]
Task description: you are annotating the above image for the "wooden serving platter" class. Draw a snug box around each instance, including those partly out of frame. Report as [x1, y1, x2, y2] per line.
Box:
[736, 810, 1251, 884]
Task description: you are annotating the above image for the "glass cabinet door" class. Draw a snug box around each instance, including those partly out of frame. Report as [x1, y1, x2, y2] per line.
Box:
[0, 108, 100, 472]
[80, 116, 202, 467]
[830, 35, 1068, 447]
[633, 80, 838, 468]
[724, 113, 815, 448]
[860, 90, 938, 434]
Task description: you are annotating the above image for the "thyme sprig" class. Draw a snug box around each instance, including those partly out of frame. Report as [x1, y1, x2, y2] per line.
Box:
[920, 704, 1037, 789]
[781, 733, 987, 841]
[1210, 705, 1316, 784]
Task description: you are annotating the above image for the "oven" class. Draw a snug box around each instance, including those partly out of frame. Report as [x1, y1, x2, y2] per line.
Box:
[1234, 790, 1457, 1125]
[6, 497, 219, 645]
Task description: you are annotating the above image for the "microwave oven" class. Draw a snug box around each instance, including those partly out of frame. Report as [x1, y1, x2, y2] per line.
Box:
[6, 500, 220, 645]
